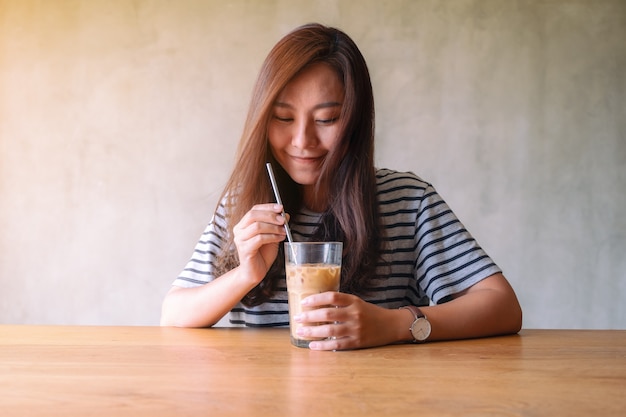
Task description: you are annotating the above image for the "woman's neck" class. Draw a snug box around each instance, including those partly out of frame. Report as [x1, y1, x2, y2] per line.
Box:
[303, 186, 327, 213]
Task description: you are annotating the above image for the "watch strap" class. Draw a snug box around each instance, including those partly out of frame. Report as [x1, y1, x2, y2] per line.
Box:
[401, 305, 425, 320]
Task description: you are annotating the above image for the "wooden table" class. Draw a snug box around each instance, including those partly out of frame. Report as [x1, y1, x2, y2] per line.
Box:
[1, 326, 625, 416]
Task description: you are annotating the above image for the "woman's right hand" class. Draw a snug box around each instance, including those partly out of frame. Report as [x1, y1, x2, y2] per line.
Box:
[161, 204, 287, 328]
[233, 203, 287, 285]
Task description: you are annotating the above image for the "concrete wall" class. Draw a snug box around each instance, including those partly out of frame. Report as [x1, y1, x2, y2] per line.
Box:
[1, 0, 624, 328]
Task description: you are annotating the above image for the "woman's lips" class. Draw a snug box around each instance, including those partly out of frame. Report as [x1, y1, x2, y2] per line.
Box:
[289, 155, 324, 164]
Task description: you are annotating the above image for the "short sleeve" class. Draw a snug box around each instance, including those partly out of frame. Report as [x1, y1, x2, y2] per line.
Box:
[413, 183, 502, 304]
[172, 201, 229, 288]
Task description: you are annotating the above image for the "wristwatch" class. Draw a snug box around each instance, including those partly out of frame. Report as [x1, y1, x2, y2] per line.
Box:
[401, 305, 431, 343]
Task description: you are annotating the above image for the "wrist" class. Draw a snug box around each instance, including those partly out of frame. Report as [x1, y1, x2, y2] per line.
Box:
[396, 307, 418, 343]
[234, 263, 267, 289]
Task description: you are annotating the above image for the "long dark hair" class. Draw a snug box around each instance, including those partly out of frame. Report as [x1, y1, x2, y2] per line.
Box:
[215, 23, 382, 305]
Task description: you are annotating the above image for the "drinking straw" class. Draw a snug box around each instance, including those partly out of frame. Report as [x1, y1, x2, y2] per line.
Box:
[265, 163, 296, 256]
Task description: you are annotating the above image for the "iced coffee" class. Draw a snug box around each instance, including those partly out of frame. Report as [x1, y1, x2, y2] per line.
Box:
[284, 242, 342, 348]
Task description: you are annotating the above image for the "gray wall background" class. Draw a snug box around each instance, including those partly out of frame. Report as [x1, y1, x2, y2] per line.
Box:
[1, 0, 624, 329]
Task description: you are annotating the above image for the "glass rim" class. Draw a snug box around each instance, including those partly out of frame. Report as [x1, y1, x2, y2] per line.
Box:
[284, 241, 342, 246]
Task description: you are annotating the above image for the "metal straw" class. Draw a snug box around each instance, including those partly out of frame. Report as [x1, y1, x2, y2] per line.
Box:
[265, 163, 296, 249]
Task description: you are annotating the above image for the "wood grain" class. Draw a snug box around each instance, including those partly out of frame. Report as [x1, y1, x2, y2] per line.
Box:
[1, 326, 625, 416]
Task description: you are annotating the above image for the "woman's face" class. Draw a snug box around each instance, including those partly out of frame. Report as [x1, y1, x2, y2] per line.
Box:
[268, 62, 344, 189]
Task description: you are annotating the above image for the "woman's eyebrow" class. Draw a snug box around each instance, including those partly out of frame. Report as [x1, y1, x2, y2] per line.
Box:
[273, 101, 342, 110]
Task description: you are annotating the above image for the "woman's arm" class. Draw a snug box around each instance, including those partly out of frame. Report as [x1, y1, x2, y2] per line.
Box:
[419, 272, 522, 341]
[161, 265, 263, 327]
[294, 272, 522, 350]
[160, 203, 287, 327]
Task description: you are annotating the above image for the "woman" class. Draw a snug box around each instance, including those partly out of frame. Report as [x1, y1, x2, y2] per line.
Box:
[161, 23, 522, 350]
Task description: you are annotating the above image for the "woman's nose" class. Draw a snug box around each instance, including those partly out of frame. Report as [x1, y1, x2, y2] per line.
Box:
[291, 119, 317, 149]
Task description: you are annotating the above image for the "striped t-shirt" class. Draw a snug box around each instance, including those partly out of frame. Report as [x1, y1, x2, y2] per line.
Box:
[173, 168, 501, 327]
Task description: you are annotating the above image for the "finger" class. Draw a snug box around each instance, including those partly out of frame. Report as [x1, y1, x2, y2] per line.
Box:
[301, 291, 350, 308]
[238, 205, 286, 228]
[234, 231, 286, 258]
[234, 217, 286, 250]
[295, 324, 352, 351]
[234, 207, 286, 242]
[236, 232, 284, 251]
[236, 219, 286, 240]
[250, 203, 284, 213]
[251, 203, 285, 222]
[294, 307, 338, 327]
[297, 318, 346, 333]
[308, 337, 348, 351]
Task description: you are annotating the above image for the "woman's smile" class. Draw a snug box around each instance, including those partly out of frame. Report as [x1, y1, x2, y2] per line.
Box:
[289, 153, 326, 164]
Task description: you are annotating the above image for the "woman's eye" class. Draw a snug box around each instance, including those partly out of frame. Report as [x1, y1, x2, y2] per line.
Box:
[274, 116, 293, 122]
[317, 117, 339, 125]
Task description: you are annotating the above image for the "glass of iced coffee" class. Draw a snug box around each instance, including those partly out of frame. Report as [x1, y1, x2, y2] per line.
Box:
[285, 242, 342, 348]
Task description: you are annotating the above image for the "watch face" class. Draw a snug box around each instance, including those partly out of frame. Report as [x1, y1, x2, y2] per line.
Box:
[411, 318, 431, 341]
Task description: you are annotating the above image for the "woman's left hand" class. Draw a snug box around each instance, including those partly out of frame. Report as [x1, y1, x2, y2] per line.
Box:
[293, 292, 404, 350]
